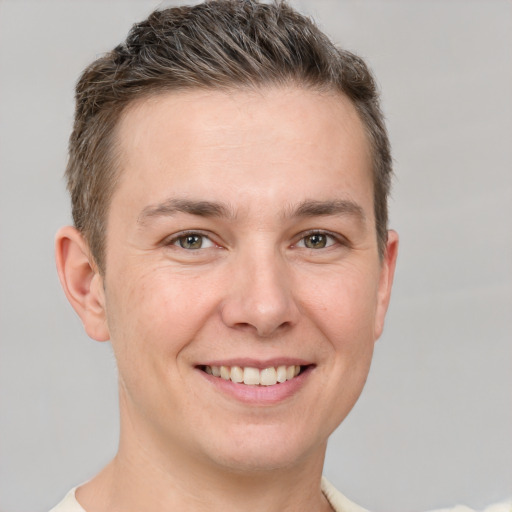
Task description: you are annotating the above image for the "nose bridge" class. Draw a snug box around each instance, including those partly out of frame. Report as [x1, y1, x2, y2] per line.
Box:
[220, 242, 298, 337]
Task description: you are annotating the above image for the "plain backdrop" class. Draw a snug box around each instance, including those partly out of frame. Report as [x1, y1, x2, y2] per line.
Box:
[0, 1, 511, 511]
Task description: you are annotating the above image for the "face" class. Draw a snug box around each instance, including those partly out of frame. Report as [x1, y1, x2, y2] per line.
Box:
[99, 87, 397, 473]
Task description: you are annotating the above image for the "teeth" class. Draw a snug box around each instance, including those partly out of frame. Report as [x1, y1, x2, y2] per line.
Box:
[220, 366, 230, 380]
[204, 364, 302, 386]
[260, 367, 277, 386]
[231, 366, 243, 383]
[243, 367, 260, 385]
[276, 365, 287, 383]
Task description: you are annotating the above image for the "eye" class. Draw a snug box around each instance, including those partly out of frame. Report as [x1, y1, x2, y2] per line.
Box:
[172, 233, 215, 250]
[296, 232, 336, 249]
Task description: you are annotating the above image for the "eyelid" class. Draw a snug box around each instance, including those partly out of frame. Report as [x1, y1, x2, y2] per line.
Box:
[161, 229, 349, 250]
[163, 230, 218, 249]
[294, 229, 349, 248]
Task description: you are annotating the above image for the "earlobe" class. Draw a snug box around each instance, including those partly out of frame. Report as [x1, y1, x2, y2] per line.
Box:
[374, 229, 399, 340]
[55, 226, 110, 342]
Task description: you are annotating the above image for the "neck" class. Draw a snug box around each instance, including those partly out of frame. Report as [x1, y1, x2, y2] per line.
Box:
[76, 405, 332, 512]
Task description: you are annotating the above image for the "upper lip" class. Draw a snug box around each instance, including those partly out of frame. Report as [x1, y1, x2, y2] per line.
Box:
[197, 357, 313, 369]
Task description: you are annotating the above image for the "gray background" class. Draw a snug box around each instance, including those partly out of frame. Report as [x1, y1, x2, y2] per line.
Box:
[0, 1, 510, 511]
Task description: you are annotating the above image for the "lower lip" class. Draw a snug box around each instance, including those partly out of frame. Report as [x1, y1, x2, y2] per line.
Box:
[197, 366, 313, 405]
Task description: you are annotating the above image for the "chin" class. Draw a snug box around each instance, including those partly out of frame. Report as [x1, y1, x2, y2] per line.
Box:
[202, 423, 326, 474]
[210, 449, 305, 474]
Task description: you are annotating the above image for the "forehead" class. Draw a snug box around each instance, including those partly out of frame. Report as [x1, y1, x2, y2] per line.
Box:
[112, 86, 373, 216]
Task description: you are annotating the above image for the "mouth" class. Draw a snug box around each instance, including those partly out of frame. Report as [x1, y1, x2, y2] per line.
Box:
[198, 364, 310, 386]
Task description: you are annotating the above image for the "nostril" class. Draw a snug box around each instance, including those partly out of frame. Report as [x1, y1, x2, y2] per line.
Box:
[219, 285, 299, 338]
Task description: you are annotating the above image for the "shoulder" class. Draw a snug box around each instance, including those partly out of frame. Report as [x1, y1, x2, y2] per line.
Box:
[321, 477, 371, 512]
[426, 504, 512, 512]
[321, 479, 511, 512]
[48, 488, 86, 512]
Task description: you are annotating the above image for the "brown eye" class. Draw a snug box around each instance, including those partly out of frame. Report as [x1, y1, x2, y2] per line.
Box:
[303, 233, 328, 249]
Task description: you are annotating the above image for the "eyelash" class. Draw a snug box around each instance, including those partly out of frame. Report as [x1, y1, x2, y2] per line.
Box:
[164, 229, 347, 251]
[165, 231, 217, 250]
[294, 230, 347, 250]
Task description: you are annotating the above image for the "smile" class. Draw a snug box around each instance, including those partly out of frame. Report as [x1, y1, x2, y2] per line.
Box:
[201, 365, 303, 386]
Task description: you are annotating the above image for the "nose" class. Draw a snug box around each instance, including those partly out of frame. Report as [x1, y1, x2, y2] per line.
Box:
[219, 249, 300, 338]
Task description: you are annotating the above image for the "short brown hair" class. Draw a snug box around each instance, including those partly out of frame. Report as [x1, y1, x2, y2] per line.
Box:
[66, 0, 392, 273]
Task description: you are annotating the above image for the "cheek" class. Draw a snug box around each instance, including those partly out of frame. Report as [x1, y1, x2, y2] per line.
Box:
[104, 267, 220, 362]
[296, 263, 380, 343]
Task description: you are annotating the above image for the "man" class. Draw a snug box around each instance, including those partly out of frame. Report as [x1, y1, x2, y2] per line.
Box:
[52, 1, 398, 510]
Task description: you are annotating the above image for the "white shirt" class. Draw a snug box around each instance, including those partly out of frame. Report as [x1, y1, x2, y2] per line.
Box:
[49, 478, 512, 512]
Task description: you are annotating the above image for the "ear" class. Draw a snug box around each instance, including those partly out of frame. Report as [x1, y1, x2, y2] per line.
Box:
[55, 226, 109, 342]
[374, 229, 399, 340]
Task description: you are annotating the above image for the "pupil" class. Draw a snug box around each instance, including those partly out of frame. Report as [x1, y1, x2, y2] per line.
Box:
[181, 235, 202, 249]
[306, 234, 326, 248]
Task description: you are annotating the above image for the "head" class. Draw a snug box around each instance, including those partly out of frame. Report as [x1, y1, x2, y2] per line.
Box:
[56, 0, 398, 477]
[66, 0, 392, 276]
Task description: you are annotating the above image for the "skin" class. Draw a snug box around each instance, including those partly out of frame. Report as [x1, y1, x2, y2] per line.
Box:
[56, 87, 398, 512]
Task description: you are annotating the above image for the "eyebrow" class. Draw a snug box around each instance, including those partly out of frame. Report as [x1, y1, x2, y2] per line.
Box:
[138, 198, 236, 225]
[285, 199, 366, 222]
[138, 197, 366, 225]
